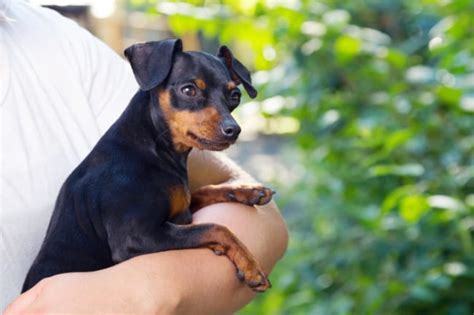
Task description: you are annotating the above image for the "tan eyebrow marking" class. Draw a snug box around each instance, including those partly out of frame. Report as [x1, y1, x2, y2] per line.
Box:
[227, 81, 237, 90]
[195, 79, 207, 90]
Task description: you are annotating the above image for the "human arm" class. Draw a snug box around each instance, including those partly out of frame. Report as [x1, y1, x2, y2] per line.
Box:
[130, 150, 288, 313]
[130, 200, 287, 314]
[5, 151, 288, 314]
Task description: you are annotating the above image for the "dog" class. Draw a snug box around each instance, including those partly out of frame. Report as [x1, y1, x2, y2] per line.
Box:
[22, 39, 273, 293]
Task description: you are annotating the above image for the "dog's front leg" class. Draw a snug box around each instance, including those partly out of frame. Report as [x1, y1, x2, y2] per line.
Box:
[110, 222, 271, 292]
[190, 184, 274, 212]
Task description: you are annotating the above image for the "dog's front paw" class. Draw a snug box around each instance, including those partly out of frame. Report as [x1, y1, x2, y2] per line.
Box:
[207, 226, 272, 292]
[227, 185, 275, 207]
[237, 267, 272, 292]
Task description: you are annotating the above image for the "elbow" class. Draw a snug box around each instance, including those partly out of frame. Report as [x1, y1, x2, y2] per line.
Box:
[276, 214, 289, 261]
[255, 200, 289, 272]
[192, 200, 289, 272]
[265, 201, 289, 262]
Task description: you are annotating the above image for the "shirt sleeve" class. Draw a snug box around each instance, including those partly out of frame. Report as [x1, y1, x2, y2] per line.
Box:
[74, 26, 139, 133]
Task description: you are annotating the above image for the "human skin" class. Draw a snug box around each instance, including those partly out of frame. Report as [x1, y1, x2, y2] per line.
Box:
[5, 150, 288, 314]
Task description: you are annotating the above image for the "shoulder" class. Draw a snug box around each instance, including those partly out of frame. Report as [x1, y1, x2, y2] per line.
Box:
[5, 1, 94, 55]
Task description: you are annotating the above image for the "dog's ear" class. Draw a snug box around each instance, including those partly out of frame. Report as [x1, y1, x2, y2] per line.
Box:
[124, 39, 183, 91]
[217, 45, 257, 99]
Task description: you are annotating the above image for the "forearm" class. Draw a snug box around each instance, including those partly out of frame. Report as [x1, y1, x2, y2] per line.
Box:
[6, 152, 287, 314]
[127, 201, 288, 315]
[188, 150, 256, 191]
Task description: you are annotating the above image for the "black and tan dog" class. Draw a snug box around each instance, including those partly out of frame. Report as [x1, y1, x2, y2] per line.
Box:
[22, 39, 273, 293]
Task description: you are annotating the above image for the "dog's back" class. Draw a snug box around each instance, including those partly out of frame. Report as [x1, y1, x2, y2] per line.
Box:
[22, 167, 113, 291]
[22, 90, 166, 291]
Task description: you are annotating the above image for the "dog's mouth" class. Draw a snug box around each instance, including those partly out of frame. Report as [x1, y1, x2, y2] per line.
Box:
[187, 131, 233, 151]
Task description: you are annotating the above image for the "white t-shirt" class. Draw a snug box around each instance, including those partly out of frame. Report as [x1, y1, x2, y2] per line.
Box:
[0, 1, 138, 308]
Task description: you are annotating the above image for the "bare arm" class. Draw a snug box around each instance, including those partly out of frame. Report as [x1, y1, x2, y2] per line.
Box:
[130, 201, 287, 314]
[134, 150, 288, 313]
[5, 151, 288, 314]
[187, 150, 257, 190]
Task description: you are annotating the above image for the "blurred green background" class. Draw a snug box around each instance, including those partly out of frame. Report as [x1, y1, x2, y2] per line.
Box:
[45, 0, 474, 313]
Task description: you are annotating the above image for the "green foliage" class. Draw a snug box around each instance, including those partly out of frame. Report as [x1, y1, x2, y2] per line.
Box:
[132, 0, 474, 313]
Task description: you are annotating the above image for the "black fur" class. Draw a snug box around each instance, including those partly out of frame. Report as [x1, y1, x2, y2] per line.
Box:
[22, 39, 256, 292]
[217, 45, 257, 98]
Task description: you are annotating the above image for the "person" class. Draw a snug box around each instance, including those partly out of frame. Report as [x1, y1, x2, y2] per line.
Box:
[0, 0, 288, 313]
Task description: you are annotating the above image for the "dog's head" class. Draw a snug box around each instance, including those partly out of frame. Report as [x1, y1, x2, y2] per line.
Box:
[124, 39, 257, 152]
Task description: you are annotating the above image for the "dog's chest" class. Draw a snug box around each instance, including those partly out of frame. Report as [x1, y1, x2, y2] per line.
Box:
[168, 184, 191, 219]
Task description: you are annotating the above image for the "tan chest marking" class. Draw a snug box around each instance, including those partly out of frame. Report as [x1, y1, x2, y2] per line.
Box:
[168, 185, 191, 219]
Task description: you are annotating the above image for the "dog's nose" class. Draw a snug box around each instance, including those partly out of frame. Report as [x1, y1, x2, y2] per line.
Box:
[221, 121, 241, 141]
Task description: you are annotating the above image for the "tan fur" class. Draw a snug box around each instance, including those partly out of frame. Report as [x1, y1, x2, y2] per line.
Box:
[158, 89, 223, 152]
[227, 81, 237, 90]
[168, 185, 191, 219]
[195, 79, 207, 90]
[198, 224, 271, 291]
[190, 183, 273, 212]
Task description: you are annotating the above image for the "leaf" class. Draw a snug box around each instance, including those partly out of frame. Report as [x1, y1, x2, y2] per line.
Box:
[427, 195, 464, 211]
[383, 129, 414, 153]
[436, 85, 462, 106]
[399, 195, 430, 223]
[381, 185, 418, 213]
[334, 35, 362, 61]
[410, 285, 437, 302]
[386, 49, 408, 68]
[369, 164, 425, 177]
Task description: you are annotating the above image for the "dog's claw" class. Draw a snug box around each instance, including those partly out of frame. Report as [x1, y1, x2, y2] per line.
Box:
[247, 271, 271, 292]
[226, 186, 274, 207]
[264, 272, 272, 289]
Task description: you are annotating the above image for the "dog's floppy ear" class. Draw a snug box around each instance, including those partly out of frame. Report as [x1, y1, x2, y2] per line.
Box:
[124, 39, 183, 91]
[217, 45, 257, 99]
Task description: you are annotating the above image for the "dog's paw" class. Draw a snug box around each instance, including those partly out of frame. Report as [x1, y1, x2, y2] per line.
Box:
[227, 185, 275, 207]
[236, 267, 272, 292]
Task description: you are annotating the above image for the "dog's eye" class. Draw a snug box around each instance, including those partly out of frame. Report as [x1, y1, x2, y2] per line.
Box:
[230, 89, 241, 103]
[181, 85, 197, 97]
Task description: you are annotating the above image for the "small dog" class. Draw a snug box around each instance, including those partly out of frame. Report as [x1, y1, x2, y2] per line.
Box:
[22, 39, 273, 293]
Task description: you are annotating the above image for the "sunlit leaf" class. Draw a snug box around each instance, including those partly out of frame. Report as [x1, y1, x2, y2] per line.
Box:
[381, 185, 418, 214]
[334, 35, 361, 61]
[383, 129, 414, 153]
[436, 85, 462, 105]
[399, 195, 430, 223]
[427, 195, 464, 211]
